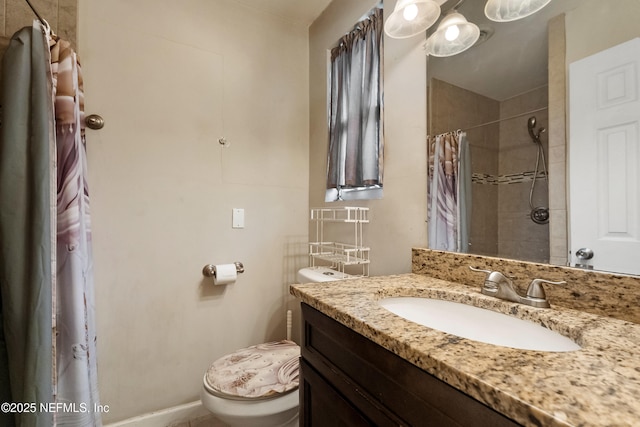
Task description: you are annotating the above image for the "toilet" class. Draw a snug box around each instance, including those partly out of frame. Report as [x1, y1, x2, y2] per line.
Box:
[200, 340, 300, 427]
[296, 265, 354, 283]
[200, 267, 352, 427]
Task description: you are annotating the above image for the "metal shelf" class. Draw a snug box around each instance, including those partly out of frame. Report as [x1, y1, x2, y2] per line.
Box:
[308, 207, 369, 278]
[309, 242, 370, 266]
[310, 207, 369, 223]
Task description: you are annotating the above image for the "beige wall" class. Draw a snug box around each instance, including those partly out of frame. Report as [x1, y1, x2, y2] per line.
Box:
[78, 0, 309, 422]
[309, 0, 428, 276]
[565, 0, 640, 64]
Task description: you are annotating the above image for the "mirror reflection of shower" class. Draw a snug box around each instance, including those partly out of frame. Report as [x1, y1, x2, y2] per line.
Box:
[527, 116, 549, 224]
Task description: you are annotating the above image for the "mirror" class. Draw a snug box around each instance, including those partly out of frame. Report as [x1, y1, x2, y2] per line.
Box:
[427, 0, 640, 275]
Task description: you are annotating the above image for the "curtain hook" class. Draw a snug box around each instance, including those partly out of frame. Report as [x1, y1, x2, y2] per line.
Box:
[42, 18, 52, 35]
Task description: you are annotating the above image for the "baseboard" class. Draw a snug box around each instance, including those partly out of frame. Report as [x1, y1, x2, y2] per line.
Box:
[105, 400, 212, 427]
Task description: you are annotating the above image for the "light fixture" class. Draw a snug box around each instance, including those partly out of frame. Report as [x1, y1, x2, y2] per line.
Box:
[424, 10, 480, 57]
[384, 0, 442, 39]
[484, 0, 553, 22]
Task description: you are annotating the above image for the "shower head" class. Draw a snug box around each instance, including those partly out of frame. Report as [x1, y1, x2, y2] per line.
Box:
[527, 116, 545, 144]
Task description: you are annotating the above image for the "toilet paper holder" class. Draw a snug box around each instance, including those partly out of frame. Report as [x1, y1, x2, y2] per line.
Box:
[202, 262, 245, 278]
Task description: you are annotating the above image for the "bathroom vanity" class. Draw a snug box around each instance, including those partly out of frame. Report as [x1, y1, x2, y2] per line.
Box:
[300, 303, 517, 426]
[290, 249, 640, 426]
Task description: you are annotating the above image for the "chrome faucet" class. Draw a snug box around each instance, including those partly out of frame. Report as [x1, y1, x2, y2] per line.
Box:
[469, 267, 566, 308]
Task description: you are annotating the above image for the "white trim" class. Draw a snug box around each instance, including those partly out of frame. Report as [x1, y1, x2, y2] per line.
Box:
[105, 401, 211, 427]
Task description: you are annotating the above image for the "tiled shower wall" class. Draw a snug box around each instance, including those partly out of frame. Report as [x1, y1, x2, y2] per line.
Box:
[547, 14, 568, 267]
[0, 0, 77, 67]
[428, 78, 500, 256]
[498, 85, 550, 263]
[428, 78, 550, 262]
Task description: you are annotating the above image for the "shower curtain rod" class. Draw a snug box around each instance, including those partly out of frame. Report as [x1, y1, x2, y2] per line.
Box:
[25, 0, 46, 25]
[461, 106, 548, 132]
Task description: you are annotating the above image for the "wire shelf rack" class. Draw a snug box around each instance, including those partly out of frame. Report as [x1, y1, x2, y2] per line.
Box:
[309, 207, 369, 278]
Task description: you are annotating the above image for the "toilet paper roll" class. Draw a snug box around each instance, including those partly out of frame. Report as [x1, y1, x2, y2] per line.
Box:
[213, 263, 237, 285]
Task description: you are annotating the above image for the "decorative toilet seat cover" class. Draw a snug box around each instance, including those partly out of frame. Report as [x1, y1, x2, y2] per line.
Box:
[205, 340, 300, 399]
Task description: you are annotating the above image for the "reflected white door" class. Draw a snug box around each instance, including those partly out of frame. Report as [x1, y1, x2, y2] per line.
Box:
[569, 38, 640, 275]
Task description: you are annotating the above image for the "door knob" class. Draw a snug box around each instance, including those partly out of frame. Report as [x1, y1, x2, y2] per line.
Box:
[575, 248, 594, 270]
[85, 114, 105, 130]
[576, 248, 594, 260]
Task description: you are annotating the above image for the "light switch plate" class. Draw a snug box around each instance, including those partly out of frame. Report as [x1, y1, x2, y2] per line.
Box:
[232, 208, 244, 228]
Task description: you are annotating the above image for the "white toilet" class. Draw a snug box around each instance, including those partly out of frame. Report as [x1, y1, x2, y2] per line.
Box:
[200, 267, 352, 427]
[296, 265, 354, 283]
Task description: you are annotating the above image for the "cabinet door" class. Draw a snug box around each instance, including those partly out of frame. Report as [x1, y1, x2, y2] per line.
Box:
[300, 359, 373, 427]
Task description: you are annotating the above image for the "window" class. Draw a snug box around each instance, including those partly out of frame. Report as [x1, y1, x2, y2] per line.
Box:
[326, 7, 384, 202]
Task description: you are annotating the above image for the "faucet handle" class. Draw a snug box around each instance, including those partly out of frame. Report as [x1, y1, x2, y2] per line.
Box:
[469, 266, 492, 275]
[469, 266, 495, 286]
[469, 266, 512, 290]
[526, 279, 567, 299]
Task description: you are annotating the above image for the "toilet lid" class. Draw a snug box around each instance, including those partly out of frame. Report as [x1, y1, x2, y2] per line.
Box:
[205, 340, 300, 399]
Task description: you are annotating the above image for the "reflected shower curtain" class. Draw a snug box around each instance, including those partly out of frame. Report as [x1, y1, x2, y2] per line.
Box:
[427, 131, 471, 252]
[0, 22, 101, 426]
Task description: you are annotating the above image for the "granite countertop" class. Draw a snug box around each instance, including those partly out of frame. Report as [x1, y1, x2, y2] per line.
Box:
[290, 273, 640, 427]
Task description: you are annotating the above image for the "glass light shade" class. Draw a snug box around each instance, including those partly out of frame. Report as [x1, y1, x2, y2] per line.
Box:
[484, 0, 553, 22]
[424, 12, 480, 57]
[384, 0, 441, 39]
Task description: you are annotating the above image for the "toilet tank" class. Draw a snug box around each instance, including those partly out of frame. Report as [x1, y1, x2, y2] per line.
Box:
[296, 267, 353, 283]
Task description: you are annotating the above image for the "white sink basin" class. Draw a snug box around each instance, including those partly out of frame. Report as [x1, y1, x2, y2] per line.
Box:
[378, 297, 581, 352]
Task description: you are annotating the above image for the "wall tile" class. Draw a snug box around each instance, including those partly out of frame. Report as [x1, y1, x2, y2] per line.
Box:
[2, 0, 75, 46]
[548, 14, 568, 264]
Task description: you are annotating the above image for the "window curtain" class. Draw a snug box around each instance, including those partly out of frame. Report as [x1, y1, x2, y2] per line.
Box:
[427, 131, 471, 252]
[326, 7, 384, 202]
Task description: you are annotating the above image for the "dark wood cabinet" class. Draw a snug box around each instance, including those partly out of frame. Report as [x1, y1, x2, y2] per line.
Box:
[300, 303, 521, 427]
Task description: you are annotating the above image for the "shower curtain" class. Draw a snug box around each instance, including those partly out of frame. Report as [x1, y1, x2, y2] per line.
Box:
[0, 21, 101, 427]
[427, 131, 471, 252]
[0, 22, 55, 427]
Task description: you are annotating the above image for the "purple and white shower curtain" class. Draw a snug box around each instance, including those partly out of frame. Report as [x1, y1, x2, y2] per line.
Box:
[51, 35, 102, 427]
[427, 131, 471, 252]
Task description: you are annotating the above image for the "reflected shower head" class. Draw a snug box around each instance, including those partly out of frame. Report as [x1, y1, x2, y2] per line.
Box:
[527, 116, 545, 144]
